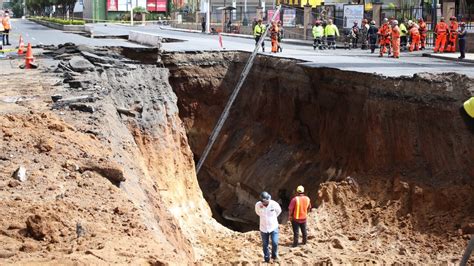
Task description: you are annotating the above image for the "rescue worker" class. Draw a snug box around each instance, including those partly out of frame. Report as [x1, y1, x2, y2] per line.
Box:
[312, 20, 324, 50]
[458, 22, 467, 59]
[368, 20, 378, 54]
[361, 19, 369, 50]
[255, 191, 282, 263]
[0, 12, 4, 50]
[446, 16, 459, 52]
[378, 18, 391, 57]
[399, 19, 408, 51]
[408, 20, 420, 52]
[418, 18, 427, 50]
[277, 21, 284, 52]
[254, 19, 266, 52]
[324, 19, 339, 50]
[434, 17, 448, 53]
[2, 10, 11, 46]
[270, 21, 279, 53]
[288, 185, 311, 247]
[391, 20, 401, 58]
[351, 21, 360, 48]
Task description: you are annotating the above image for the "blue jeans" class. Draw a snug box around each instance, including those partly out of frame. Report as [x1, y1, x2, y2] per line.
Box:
[260, 229, 278, 262]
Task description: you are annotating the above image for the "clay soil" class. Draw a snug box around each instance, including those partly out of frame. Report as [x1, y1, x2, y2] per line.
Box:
[0, 48, 472, 265]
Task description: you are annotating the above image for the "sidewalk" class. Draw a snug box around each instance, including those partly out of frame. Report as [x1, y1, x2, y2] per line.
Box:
[160, 26, 315, 47]
[422, 52, 474, 63]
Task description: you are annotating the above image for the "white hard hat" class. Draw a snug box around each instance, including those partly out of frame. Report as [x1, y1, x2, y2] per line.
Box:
[392, 20, 398, 25]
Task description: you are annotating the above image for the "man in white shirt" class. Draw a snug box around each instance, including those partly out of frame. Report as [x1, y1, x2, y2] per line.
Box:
[255, 191, 282, 263]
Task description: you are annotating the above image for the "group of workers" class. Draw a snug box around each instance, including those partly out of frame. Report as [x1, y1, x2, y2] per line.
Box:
[255, 185, 311, 263]
[310, 16, 468, 59]
[254, 18, 284, 53]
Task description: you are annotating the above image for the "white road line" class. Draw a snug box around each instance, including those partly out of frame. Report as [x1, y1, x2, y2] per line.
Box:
[32, 37, 36, 40]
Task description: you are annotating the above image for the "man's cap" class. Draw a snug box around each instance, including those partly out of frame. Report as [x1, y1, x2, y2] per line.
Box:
[296, 185, 304, 193]
[260, 191, 271, 201]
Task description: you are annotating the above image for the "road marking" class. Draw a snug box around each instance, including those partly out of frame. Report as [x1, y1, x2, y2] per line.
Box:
[32, 37, 36, 40]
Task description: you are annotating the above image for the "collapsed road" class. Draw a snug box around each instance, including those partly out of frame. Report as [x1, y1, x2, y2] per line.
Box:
[0, 43, 473, 264]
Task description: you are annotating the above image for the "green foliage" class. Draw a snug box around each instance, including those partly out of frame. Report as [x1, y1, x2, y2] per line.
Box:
[133, 6, 148, 14]
[34, 16, 85, 25]
[11, 0, 25, 17]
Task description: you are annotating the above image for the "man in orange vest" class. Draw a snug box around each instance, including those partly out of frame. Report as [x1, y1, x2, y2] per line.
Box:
[2, 11, 11, 46]
[446, 16, 459, 52]
[378, 18, 391, 57]
[434, 17, 448, 53]
[391, 20, 401, 58]
[418, 18, 427, 50]
[288, 185, 311, 247]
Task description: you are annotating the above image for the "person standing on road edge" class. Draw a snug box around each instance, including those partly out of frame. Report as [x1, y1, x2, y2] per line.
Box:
[255, 191, 282, 263]
[0, 12, 4, 52]
[277, 21, 284, 52]
[288, 185, 311, 247]
[368, 20, 378, 54]
[458, 22, 467, 60]
[201, 16, 206, 33]
[2, 10, 11, 46]
[324, 19, 339, 50]
[391, 20, 401, 58]
[254, 19, 266, 52]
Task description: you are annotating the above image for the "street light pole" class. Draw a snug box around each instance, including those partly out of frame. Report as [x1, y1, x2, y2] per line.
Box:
[130, 0, 134, 25]
[206, 0, 211, 33]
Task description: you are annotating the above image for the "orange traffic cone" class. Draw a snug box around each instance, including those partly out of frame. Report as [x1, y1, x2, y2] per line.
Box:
[25, 43, 34, 69]
[18, 35, 24, 55]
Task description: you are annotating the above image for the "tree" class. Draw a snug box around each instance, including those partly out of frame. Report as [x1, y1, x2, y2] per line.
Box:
[11, 0, 25, 17]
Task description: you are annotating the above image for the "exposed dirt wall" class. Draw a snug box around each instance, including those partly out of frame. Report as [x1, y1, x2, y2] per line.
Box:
[164, 51, 474, 246]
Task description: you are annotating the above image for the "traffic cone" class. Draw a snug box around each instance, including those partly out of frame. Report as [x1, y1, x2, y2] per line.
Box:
[25, 43, 34, 69]
[18, 35, 24, 55]
[218, 33, 223, 49]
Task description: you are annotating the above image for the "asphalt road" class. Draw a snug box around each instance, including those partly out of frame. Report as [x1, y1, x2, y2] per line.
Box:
[5, 19, 474, 78]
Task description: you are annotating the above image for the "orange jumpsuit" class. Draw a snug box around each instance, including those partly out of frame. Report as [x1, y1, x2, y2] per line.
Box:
[270, 24, 279, 53]
[378, 23, 392, 56]
[418, 21, 427, 49]
[434, 21, 448, 52]
[447, 21, 458, 52]
[391, 25, 400, 58]
[409, 26, 420, 52]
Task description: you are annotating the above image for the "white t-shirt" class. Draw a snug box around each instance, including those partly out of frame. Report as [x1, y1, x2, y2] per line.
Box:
[255, 200, 282, 233]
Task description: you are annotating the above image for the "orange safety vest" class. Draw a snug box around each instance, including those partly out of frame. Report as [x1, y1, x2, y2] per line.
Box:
[410, 26, 420, 37]
[292, 195, 311, 220]
[419, 22, 427, 34]
[2, 16, 11, 30]
[435, 22, 448, 34]
[391, 26, 400, 39]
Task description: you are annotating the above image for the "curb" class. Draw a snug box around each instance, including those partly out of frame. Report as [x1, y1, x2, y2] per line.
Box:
[422, 53, 474, 63]
[160, 26, 315, 47]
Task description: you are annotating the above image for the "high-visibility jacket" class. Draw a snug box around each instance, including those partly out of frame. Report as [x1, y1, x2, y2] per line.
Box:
[449, 21, 459, 37]
[288, 195, 311, 223]
[409, 26, 420, 37]
[392, 25, 400, 39]
[464, 97, 474, 118]
[324, 24, 339, 37]
[312, 25, 324, 38]
[419, 21, 427, 34]
[435, 22, 448, 35]
[2, 16, 11, 30]
[254, 24, 266, 37]
[399, 23, 407, 37]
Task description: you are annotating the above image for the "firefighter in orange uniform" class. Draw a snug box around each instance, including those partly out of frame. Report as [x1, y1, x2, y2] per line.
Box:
[434, 17, 448, 53]
[378, 18, 392, 57]
[446, 16, 459, 52]
[418, 18, 427, 50]
[408, 20, 420, 52]
[391, 20, 401, 58]
[270, 21, 279, 53]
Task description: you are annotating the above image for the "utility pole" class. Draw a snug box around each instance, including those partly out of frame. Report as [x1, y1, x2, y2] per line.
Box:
[130, 0, 134, 25]
[206, 0, 211, 33]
